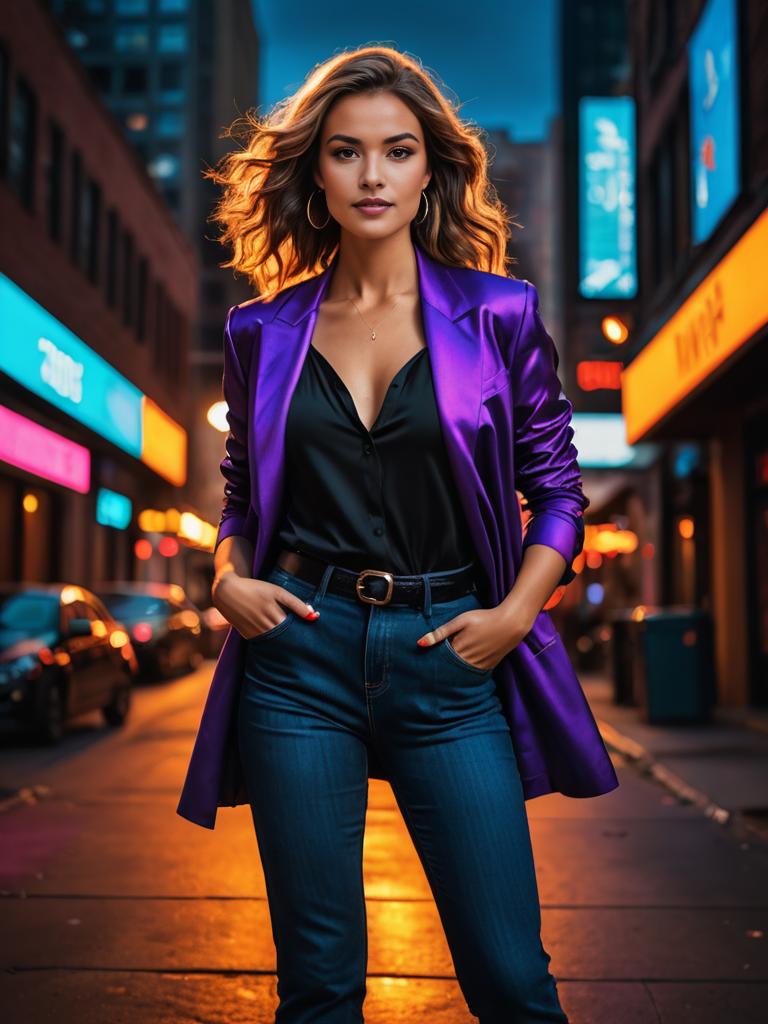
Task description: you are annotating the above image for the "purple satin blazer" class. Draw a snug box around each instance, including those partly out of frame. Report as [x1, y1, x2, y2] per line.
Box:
[177, 241, 619, 829]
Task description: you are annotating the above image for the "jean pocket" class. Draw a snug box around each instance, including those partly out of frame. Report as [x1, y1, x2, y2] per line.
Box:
[246, 610, 295, 643]
[440, 636, 493, 676]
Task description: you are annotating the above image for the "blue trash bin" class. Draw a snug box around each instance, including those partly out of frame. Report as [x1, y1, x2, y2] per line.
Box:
[638, 607, 716, 723]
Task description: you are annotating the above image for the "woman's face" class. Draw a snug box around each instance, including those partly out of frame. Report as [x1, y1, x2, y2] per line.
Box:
[313, 91, 431, 240]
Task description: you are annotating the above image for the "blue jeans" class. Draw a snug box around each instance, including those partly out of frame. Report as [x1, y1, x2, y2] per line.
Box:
[237, 561, 568, 1023]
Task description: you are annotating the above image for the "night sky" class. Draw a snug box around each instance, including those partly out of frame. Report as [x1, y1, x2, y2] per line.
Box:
[250, 0, 559, 142]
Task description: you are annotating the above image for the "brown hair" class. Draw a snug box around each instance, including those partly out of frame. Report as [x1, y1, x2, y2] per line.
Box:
[205, 45, 518, 300]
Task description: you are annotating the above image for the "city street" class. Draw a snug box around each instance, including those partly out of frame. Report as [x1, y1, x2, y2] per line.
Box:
[1, 661, 767, 1023]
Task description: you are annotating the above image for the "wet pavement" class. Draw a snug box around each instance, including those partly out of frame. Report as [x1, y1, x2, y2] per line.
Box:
[1, 662, 767, 1022]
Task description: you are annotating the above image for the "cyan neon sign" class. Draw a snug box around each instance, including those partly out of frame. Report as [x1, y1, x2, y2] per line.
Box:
[0, 273, 143, 456]
[96, 487, 133, 530]
[578, 96, 638, 299]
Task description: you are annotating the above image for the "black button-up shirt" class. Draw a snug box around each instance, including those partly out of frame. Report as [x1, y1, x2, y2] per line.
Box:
[275, 344, 477, 575]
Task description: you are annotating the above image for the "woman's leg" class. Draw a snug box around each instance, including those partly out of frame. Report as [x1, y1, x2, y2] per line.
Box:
[386, 726, 567, 1023]
[371, 591, 569, 1023]
[237, 567, 371, 1023]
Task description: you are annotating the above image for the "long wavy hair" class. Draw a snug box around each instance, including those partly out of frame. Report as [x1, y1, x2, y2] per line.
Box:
[205, 45, 519, 300]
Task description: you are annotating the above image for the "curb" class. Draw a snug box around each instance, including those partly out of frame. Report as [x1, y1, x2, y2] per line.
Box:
[0, 784, 52, 815]
[594, 717, 766, 844]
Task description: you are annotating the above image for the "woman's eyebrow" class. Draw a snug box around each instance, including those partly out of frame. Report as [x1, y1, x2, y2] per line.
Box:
[325, 132, 420, 145]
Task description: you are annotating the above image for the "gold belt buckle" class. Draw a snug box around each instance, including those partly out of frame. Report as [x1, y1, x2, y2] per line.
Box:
[355, 569, 395, 606]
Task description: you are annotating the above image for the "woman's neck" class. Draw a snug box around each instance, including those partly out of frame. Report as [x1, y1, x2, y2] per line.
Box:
[326, 233, 419, 308]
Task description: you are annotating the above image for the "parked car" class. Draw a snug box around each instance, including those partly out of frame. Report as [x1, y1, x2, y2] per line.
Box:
[94, 582, 205, 680]
[0, 583, 138, 744]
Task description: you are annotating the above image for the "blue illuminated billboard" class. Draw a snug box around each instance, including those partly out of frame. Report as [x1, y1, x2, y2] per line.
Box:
[96, 488, 133, 530]
[0, 273, 143, 456]
[578, 96, 637, 299]
[689, 0, 741, 244]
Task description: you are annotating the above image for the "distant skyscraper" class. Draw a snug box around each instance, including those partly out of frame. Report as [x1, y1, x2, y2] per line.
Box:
[51, 0, 259, 360]
[51, 0, 261, 530]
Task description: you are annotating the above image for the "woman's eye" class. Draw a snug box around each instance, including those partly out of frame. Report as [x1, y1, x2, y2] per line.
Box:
[331, 147, 413, 160]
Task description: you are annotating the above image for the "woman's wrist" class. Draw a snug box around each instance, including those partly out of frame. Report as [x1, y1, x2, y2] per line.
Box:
[496, 591, 539, 637]
[211, 567, 244, 607]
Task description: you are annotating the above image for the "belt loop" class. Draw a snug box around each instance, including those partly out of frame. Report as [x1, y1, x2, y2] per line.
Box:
[312, 562, 335, 609]
[421, 573, 432, 618]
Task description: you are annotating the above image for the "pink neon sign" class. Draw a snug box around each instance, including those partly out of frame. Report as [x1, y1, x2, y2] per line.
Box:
[0, 405, 91, 493]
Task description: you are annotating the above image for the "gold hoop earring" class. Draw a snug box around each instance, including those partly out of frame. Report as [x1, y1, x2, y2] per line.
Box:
[415, 190, 429, 225]
[307, 189, 331, 229]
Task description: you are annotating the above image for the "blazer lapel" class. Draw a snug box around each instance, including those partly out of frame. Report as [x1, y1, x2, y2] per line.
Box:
[251, 242, 493, 578]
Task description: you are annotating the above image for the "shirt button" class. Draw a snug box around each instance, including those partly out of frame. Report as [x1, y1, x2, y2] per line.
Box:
[363, 444, 373, 455]
[373, 526, 384, 536]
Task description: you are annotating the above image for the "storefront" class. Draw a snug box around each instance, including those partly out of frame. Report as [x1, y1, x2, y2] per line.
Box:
[0, 272, 189, 589]
[622, 207, 768, 707]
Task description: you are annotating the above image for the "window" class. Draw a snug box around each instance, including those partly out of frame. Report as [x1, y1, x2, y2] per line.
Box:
[106, 208, 119, 308]
[115, 26, 149, 52]
[115, 0, 149, 13]
[165, 301, 181, 378]
[0, 44, 8, 179]
[159, 61, 184, 102]
[8, 77, 37, 211]
[159, 0, 188, 11]
[122, 229, 134, 328]
[66, 28, 89, 50]
[83, 178, 102, 284]
[88, 65, 112, 92]
[161, 185, 180, 210]
[650, 122, 677, 291]
[122, 65, 147, 93]
[137, 256, 148, 342]
[45, 119, 65, 242]
[153, 281, 166, 373]
[159, 62, 182, 89]
[155, 109, 182, 136]
[148, 151, 179, 180]
[158, 25, 187, 53]
[69, 149, 83, 264]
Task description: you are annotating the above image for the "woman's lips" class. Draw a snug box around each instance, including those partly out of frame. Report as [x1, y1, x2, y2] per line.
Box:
[354, 203, 392, 216]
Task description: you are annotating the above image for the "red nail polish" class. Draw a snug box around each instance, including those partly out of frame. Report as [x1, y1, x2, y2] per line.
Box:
[417, 638, 428, 646]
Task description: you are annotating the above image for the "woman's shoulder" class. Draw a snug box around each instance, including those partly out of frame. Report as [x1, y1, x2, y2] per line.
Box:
[228, 281, 299, 329]
[450, 264, 533, 320]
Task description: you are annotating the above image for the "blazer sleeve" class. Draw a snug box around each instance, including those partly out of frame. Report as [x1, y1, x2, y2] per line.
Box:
[510, 281, 590, 587]
[213, 305, 259, 555]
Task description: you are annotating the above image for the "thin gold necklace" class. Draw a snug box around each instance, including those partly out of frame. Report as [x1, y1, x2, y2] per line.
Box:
[345, 292, 407, 341]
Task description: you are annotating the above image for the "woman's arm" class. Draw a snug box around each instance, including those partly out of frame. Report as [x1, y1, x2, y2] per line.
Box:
[212, 305, 259, 560]
[209, 309, 317, 635]
[500, 281, 590, 624]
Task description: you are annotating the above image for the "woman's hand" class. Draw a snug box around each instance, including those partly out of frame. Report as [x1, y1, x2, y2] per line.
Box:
[212, 573, 319, 640]
[415, 605, 534, 673]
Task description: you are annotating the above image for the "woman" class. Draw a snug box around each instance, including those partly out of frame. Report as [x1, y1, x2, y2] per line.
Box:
[178, 46, 618, 1023]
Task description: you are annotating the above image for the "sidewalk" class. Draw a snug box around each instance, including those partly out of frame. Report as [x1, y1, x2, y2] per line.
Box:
[582, 671, 768, 842]
[2, 666, 767, 1022]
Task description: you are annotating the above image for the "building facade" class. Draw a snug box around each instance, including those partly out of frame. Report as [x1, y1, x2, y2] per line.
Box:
[624, 0, 768, 707]
[0, 0, 198, 589]
[49, 0, 260, 531]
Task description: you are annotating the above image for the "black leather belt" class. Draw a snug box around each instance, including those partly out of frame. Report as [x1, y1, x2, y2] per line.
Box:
[274, 549, 479, 608]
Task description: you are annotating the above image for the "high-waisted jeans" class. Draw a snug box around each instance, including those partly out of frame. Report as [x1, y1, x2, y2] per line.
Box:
[237, 560, 569, 1024]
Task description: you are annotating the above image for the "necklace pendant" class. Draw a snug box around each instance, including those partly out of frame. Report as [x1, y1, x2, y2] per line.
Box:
[371, 331, 376, 341]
